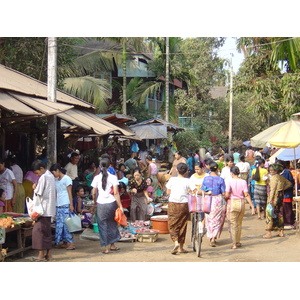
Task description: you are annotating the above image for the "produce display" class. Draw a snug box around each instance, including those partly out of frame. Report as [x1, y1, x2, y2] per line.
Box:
[0, 215, 14, 228]
[0, 214, 33, 228]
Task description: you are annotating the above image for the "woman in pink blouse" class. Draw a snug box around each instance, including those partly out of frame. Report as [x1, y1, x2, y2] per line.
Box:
[225, 166, 255, 249]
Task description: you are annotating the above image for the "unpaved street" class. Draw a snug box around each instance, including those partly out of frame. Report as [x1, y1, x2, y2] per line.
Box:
[6, 208, 300, 262]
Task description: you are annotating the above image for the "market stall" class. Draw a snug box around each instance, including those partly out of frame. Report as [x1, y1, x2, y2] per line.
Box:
[0, 213, 34, 260]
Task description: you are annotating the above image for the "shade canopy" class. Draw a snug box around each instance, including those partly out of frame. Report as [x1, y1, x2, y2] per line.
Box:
[269, 146, 300, 163]
[251, 120, 300, 148]
[130, 124, 168, 139]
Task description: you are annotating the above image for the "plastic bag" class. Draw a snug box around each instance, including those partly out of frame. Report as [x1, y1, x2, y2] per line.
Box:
[114, 208, 127, 226]
[26, 195, 44, 221]
[266, 203, 277, 218]
[65, 212, 82, 232]
[130, 142, 139, 153]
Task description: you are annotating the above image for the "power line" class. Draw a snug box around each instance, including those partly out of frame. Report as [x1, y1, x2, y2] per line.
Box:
[60, 37, 299, 56]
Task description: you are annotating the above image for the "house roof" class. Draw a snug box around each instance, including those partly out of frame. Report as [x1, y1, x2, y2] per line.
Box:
[97, 113, 136, 124]
[77, 39, 153, 61]
[209, 86, 228, 99]
[0, 64, 95, 109]
[132, 118, 184, 132]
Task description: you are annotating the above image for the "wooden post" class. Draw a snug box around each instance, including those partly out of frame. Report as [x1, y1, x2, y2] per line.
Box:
[47, 37, 57, 168]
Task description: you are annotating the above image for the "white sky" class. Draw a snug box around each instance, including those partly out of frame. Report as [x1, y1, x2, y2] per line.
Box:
[218, 37, 245, 74]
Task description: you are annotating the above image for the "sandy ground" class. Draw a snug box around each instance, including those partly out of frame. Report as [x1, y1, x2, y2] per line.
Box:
[5, 207, 300, 263]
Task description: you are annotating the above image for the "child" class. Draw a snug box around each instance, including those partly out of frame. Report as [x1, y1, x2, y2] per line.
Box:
[145, 177, 154, 198]
[73, 185, 94, 227]
[119, 182, 131, 218]
[0, 188, 5, 213]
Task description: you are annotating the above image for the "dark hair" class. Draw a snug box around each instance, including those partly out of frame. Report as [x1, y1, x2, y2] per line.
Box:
[146, 155, 152, 161]
[225, 156, 234, 163]
[0, 188, 4, 198]
[118, 181, 127, 190]
[209, 161, 218, 172]
[100, 158, 110, 190]
[187, 151, 196, 170]
[0, 158, 5, 164]
[195, 161, 204, 168]
[31, 159, 46, 171]
[276, 160, 287, 169]
[146, 177, 153, 183]
[230, 166, 240, 176]
[204, 158, 213, 166]
[253, 158, 265, 181]
[133, 168, 141, 174]
[50, 163, 67, 174]
[175, 151, 182, 156]
[118, 163, 125, 169]
[71, 152, 79, 158]
[177, 162, 188, 175]
[239, 155, 245, 162]
[75, 185, 84, 194]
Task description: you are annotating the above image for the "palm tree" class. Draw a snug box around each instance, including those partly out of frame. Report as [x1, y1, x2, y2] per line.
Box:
[62, 37, 146, 114]
[270, 37, 300, 72]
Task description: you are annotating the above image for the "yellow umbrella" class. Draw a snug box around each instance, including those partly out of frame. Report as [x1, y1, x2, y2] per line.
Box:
[251, 119, 300, 148]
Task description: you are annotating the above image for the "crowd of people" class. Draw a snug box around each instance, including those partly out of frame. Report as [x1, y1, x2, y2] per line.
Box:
[0, 142, 298, 259]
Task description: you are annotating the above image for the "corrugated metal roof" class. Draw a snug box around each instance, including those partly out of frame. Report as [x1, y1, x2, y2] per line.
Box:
[0, 64, 95, 109]
[58, 109, 136, 137]
[0, 90, 73, 117]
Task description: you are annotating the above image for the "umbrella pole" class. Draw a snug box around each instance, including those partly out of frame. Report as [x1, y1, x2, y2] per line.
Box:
[294, 148, 298, 224]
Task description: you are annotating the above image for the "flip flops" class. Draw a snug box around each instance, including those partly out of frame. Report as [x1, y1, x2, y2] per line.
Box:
[109, 247, 120, 251]
[171, 244, 179, 255]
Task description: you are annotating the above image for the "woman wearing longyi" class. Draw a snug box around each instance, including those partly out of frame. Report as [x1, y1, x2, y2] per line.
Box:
[225, 166, 255, 249]
[166, 163, 193, 255]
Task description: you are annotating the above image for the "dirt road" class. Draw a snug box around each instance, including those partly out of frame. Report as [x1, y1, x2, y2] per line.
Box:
[6, 208, 300, 262]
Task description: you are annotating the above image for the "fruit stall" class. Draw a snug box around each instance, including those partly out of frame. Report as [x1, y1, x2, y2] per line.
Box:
[0, 212, 34, 259]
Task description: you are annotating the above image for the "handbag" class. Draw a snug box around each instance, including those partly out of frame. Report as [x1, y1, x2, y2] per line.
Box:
[200, 193, 212, 213]
[188, 194, 202, 212]
[65, 212, 82, 232]
[26, 194, 44, 221]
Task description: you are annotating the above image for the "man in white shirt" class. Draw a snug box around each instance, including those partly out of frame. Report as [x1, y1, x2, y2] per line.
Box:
[235, 155, 250, 183]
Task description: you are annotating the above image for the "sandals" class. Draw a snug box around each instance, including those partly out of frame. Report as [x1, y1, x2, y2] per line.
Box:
[66, 246, 76, 250]
[263, 234, 272, 239]
[171, 244, 179, 255]
[110, 247, 120, 251]
[34, 257, 46, 262]
[178, 249, 188, 253]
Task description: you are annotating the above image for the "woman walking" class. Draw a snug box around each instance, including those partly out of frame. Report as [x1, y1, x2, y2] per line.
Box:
[91, 157, 123, 254]
[263, 163, 292, 239]
[166, 163, 191, 254]
[31, 160, 56, 261]
[50, 164, 75, 250]
[225, 166, 255, 249]
[201, 161, 226, 247]
[128, 168, 152, 221]
[251, 158, 268, 219]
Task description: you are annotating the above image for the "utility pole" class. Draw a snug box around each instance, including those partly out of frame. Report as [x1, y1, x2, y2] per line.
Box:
[228, 53, 233, 153]
[47, 37, 57, 168]
[165, 37, 169, 122]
